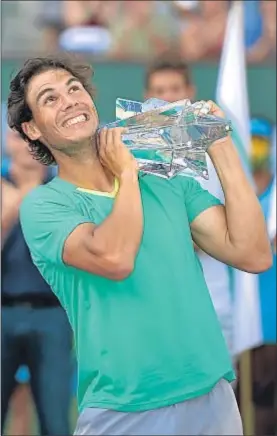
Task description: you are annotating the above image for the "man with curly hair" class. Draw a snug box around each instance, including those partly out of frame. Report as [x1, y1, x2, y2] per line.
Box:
[8, 55, 272, 435]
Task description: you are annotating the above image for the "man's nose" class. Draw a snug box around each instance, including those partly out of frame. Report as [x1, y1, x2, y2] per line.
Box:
[61, 94, 78, 111]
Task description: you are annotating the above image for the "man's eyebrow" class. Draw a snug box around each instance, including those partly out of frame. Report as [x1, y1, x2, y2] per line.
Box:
[35, 77, 81, 104]
[36, 87, 55, 105]
[66, 77, 81, 87]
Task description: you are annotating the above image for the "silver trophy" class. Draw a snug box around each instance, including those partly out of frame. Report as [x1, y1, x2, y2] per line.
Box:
[104, 98, 232, 179]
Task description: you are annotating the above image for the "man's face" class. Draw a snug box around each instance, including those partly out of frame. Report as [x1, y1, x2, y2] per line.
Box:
[24, 69, 99, 156]
[145, 69, 195, 103]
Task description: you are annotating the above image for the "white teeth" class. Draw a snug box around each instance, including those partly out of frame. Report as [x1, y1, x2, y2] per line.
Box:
[65, 114, 86, 127]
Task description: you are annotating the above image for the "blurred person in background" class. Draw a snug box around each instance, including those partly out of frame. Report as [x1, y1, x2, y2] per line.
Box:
[108, 1, 179, 61]
[1, 129, 72, 435]
[62, 0, 116, 29]
[249, 117, 277, 436]
[174, 0, 228, 62]
[37, 1, 65, 52]
[175, 0, 276, 63]
[144, 59, 235, 362]
[59, 0, 118, 55]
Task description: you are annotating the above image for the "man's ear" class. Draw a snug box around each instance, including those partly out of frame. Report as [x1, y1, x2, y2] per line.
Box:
[21, 120, 41, 141]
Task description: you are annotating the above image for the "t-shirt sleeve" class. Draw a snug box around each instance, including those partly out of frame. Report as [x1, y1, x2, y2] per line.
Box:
[180, 176, 223, 223]
[20, 188, 91, 267]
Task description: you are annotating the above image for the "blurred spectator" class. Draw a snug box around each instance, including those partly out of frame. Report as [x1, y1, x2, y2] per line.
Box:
[249, 117, 277, 436]
[144, 59, 235, 362]
[37, 1, 65, 52]
[174, 0, 228, 61]
[62, 0, 114, 28]
[108, 1, 179, 61]
[2, 1, 43, 56]
[144, 58, 195, 102]
[175, 0, 276, 63]
[2, 0, 276, 62]
[1, 130, 72, 435]
[59, 1, 117, 55]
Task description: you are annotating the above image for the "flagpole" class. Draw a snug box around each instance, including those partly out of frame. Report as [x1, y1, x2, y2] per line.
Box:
[239, 350, 254, 435]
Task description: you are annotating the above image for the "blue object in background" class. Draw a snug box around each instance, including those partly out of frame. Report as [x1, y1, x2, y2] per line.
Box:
[243, 0, 263, 49]
[271, 126, 276, 175]
[2, 103, 8, 154]
[15, 365, 30, 384]
[2, 159, 58, 179]
[251, 117, 273, 138]
[1, 157, 10, 178]
[59, 27, 112, 54]
[258, 179, 277, 343]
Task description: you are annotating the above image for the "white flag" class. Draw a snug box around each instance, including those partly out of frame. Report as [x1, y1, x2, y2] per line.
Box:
[216, 0, 263, 355]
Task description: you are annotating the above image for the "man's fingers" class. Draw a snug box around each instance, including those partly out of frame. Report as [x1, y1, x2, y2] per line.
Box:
[207, 100, 219, 114]
[99, 127, 128, 162]
[193, 100, 225, 118]
[193, 100, 210, 116]
[113, 127, 127, 146]
[106, 128, 115, 154]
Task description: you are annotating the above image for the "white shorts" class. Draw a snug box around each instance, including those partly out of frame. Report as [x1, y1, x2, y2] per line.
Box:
[74, 379, 243, 435]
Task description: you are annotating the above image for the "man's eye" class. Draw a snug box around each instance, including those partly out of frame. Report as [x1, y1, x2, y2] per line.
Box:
[44, 95, 56, 105]
[69, 85, 80, 93]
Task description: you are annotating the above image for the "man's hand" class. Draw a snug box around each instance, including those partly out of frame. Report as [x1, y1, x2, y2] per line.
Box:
[194, 100, 229, 147]
[98, 127, 138, 179]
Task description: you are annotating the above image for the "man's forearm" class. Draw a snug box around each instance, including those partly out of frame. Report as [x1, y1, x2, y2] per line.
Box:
[208, 138, 271, 263]
[88, 171, 143, 268]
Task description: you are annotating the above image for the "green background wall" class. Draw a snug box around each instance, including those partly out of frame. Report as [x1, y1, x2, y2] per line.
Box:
[2, 60, 275, 123]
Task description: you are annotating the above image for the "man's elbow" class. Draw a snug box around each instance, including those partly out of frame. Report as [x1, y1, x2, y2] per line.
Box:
[238, 248, 273, 273]
[105, 255, 135, 281]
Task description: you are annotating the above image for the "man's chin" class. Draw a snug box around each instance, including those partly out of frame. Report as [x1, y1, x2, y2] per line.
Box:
[63, 128, 96, 142]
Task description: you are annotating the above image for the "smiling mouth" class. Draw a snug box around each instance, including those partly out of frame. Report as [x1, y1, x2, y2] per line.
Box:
[63, 114, 89, 128]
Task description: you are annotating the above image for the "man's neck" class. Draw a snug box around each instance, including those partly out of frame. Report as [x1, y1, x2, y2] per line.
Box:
[57, 152, 114, 193]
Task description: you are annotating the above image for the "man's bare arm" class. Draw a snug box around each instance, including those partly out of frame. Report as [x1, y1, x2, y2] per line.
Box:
[63, 128, 143, 281]
[190, 102, 272, 273]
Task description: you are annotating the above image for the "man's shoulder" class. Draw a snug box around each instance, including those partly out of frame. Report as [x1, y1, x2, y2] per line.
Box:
[20, 178, 74, 217]
[24, 177, 73, 202]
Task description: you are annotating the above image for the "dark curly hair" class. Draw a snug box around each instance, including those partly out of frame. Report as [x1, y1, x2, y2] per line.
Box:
[7, 54, 95, 166]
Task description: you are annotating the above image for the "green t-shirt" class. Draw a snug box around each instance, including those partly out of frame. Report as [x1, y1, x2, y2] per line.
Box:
[20, 174, 235, 413]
